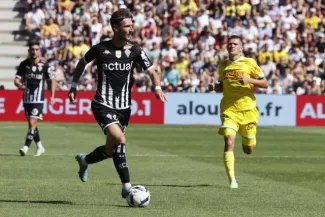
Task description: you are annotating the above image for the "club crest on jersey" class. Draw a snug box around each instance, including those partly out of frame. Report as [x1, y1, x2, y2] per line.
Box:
[32, 66, 37, 72]
[125, 49, 131, 57]
[38, 66, 43, 71]
[116, 50, 122, 58]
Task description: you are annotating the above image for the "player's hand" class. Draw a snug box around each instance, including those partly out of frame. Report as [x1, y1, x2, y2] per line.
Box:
[208, 83, 215, 92]
[68, 87, 77, 103]
[50, 97, 55, 105]
[155, 89, 167, 102]
[238, 76, 252, 85]
[18, 83, 25, 90]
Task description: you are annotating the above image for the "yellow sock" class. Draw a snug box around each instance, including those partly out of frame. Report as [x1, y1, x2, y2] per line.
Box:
[224, 151, 235, 182]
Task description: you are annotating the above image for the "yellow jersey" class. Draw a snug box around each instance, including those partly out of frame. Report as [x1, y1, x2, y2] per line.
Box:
[218, 56, 264, 112]
[304, 16, 321, 29]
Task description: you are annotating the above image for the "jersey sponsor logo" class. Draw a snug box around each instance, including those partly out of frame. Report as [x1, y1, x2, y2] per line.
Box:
[102, 61, 133, 71]
[116, 50, 122, 58]
[102, 50, 111, 55]
[26, 73, 42, 79]
[140, 51, 150, 67]
[224, 71, 244, 80]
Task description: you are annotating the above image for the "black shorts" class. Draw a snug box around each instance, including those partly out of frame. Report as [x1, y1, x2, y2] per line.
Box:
[91, 101, 131, 134]
[24, 103, 43, 120]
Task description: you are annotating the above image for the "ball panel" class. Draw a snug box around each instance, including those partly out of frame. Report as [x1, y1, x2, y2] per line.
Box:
[126, 185, 150, 207]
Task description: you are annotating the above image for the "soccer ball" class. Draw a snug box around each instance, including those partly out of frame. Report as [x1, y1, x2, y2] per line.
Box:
[126, 185, 150, 207]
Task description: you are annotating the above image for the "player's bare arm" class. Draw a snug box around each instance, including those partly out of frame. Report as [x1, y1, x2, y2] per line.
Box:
[147, 66, 167, 102]
[50, 78, 56, 105]
[238, 76, 268, 88]
[14, 77, 25, 90]
[68, 58, 88, 103]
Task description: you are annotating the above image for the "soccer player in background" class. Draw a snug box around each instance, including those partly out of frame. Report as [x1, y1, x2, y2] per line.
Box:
[209, 35, 268, 189]
[14, 41, 56, 156]
[68, 9, 166, 198]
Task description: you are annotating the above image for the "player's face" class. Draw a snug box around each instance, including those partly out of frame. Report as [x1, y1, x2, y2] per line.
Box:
[227, 38, 243, 58]
[28, 45, 41, 59]
[116, 18, 133, 41]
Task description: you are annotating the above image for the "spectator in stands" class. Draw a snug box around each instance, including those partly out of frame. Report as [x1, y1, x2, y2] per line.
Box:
[17, 0, 325, 95]
[25, 5, 45, 39]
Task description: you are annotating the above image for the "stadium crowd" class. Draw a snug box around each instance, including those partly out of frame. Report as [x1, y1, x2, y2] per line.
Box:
[21, 0, 325, 95]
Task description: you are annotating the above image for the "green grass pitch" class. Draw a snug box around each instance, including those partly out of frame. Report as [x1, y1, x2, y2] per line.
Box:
[0, 122, 325, 217]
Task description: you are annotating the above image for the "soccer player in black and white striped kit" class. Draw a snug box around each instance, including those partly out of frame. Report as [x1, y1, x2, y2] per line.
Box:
[14, 41, 56, 156]
[68, 9, 167, 198]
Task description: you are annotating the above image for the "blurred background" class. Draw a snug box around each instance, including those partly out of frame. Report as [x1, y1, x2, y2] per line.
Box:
[0, 0, 325, 95]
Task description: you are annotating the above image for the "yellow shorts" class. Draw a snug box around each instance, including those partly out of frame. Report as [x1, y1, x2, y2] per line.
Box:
[218, 108, 258, 146]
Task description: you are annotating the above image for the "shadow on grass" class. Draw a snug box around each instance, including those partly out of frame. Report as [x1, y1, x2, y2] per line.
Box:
[0, 154, 21, 157]
[106, 183, 214, 188]
[0, 199, 74, 205]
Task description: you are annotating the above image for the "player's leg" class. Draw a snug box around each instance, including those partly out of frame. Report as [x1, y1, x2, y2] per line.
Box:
[19, 104, 42, 156]
[33, 127, 45, 156]
[104, 124, 132, 198]
[240, 122, 257, 155]
[239, 109, 258, 155]
[218, 113, 239, 189]
[19, 117, 38, 156]
[33, 104, 45, 156]
[75, 102, 113, 182]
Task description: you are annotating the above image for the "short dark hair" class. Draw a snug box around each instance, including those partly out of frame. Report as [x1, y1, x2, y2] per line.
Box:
[228, 35, 243, 44]
[110, 8, 133, 27]
[28, 40, 40, 48]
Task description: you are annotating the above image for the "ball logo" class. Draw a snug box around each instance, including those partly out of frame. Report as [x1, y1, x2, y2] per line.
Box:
[31, 108, 39, 115]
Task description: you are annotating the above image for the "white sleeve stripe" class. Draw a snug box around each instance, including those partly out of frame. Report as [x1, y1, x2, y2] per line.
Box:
[257, 75, 265, 79]
[144, 65, 154, 72]
[83, 56, 88, 63]
[15, 75, 21, 78]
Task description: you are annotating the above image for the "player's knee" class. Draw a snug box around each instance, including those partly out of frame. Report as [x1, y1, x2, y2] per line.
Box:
[224, 136, 235, 151]
[242, 145, 254, 155]
[112, 134, 126, 144]
[225, 136, 234, 145]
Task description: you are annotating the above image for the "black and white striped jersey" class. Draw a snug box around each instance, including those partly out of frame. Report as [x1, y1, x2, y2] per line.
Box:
[84, 40, 153, 110]
[15, 59, 54, 104]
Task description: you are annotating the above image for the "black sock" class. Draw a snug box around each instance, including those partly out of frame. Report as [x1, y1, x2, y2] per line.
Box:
[24, 128, 36, 148]
[85, 145, 110, 164]
[33, 127, 41, 143]
[112, 143, 130, 183]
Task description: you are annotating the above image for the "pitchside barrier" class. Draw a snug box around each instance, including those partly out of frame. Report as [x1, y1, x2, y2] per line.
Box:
[0, 90, 324, 126]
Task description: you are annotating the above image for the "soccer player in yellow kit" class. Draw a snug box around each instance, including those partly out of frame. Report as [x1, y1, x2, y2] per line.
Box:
[210, 35, 268, 189]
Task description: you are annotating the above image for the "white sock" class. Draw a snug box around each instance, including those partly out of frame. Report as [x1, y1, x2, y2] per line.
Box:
[23, 145, 29, 150]
[36, 141, 44, 149]
[123, 182, 132, 189]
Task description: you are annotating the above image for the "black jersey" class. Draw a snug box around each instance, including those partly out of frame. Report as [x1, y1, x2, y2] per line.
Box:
[15, 59, 53, 103]
[84, 40, 153, 109]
